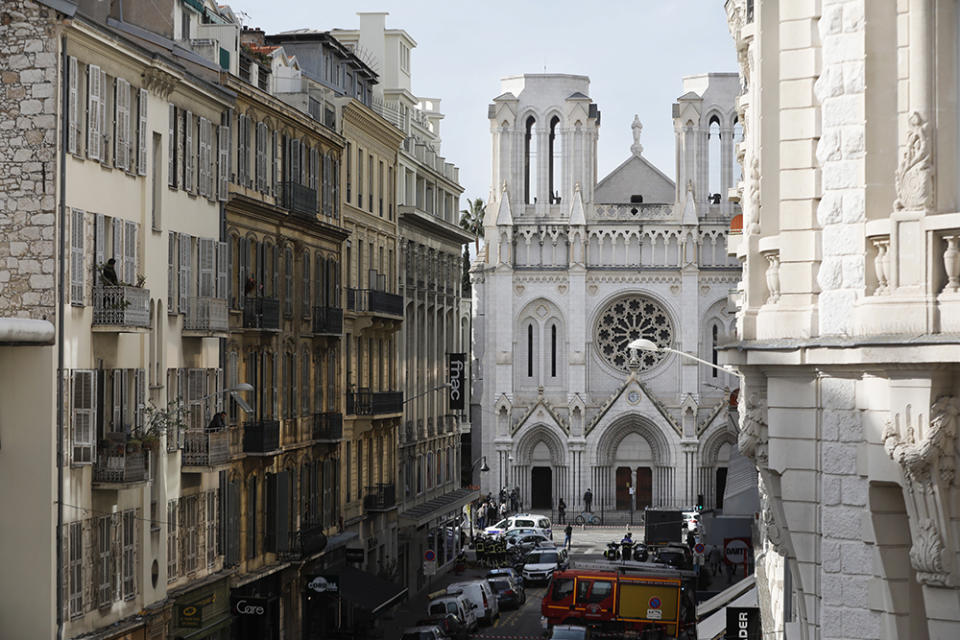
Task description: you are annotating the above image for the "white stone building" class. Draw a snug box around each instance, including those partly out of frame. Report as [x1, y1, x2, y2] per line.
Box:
[724, 0, 960, 637]
[472, 73, 741, 515]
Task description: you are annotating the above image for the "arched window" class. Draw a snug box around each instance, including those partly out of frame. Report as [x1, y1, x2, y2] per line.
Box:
[708, 116, 721, 199]
[733, 118, 744, 185]
[550, 324, 557, 377]
[527, 323, 534, 377]
[711, 323, 719, 378]
[524, 115, 537, 204]
[549, 116, 561, 203]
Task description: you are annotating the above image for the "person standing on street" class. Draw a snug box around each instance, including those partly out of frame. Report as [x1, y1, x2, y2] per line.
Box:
[499, 501, 508, 520]
[584, 488, 593, 513]
[557, 498, 566, 524]
[564, 523, 573, 550]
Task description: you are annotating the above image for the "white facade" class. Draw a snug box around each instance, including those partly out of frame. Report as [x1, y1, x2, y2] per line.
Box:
[473, 73, 741, 515]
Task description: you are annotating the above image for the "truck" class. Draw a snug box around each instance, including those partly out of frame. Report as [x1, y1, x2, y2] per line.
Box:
[540, 561, 696, 639]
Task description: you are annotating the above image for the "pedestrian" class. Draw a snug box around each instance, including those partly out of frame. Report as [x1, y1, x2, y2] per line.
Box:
[499, 501, 508, 520]
[499, 487, 507, 504]
[477, 501, 487, 530]
[584, 488, 593, 513]
[686, 529, 696, 550]
[557, 498, 566, 524]
[512, 486, 520, 512]
[206, 410, 226, 432]
[100, 258, 120, 286]
[564, 523, 573, 550]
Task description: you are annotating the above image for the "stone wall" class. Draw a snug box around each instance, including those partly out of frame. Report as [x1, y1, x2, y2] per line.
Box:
[0, 0, 61, 320]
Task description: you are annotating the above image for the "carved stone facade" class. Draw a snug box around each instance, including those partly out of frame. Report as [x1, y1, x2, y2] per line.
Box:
[724, 0, 960, 638]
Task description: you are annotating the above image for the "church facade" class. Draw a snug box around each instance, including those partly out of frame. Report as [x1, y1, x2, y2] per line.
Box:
[472, 73, 742, 515]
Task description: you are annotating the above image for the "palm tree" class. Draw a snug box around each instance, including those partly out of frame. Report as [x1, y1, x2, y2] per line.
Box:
[459, 197, 485, 253]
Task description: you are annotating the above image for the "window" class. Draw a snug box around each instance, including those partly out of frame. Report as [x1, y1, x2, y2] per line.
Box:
[255, 121, 267, 192]
[168, 105, 177, 187]
[246, 477, 257, 559]
[70, 209, 84, 304]
[551, 324, 557, 377]
[357, 440, 363, 499]
[137, 89, 148, 175]
[708, 116, 722, 198]
[346, 441, 352, 502]
[67, 56, 79, 154]
[218, 124, 229, 200]
[356, 146, 363, 207]
[206, 491, 218, 567]
[345, 143, 352, 204]
[368, 154, 374, 212]
[67, 521, 83, 617]
[388, 166, 394, 219]
[184, 111, 194, 192]
[301, 348, 310, 415]
[549, 115, 561, 203]
[237, 114, 249, 186]
[114, 78, 131, 171]
[400, 42, 410, 73]
[121, 510, 136, 599]
[87, 64, 103, 161]
[284, 248, 293, 317]
[167, 500, 178, 581]
[96, 516, 113, 605]
[524, 115, 537, 204]
[711, 324, 719, 378]
[378, 160, 384, 216]
[71, 370, 96, 464]
[527, 324, 534, 378]
[302, 250, 311, 318]
[426, 452, 433, 489]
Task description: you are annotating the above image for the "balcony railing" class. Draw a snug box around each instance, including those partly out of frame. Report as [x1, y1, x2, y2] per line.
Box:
[242, 420, 281, 454]
[281, 524, 329, 559]
[181, 429, 230, 467]
[346, 288, 403, 317]
[93, 285, 150, 329]
[282, 181, 319, 218]
[242, 297, 280, 331]
[94, 445, 149, 484]
[184, 296, 228, 333]
[312, 306, 343, 335]
[363, 483, 396, 512]
[312, 412, 343, 442]
[346, 390, 403, 416]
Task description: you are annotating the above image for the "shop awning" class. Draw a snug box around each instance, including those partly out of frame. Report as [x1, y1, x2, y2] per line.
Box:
[398, 488, 479, 528]
[335, 565, 408, 615]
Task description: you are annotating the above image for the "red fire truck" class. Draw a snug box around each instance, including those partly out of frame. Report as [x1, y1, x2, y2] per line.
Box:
[540, 561, 696, 639]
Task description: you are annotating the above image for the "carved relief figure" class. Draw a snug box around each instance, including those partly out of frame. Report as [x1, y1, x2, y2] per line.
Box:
[894, 112, 934, 211]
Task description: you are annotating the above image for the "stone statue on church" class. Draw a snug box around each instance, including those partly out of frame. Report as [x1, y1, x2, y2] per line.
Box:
[631, 115, 644, 157]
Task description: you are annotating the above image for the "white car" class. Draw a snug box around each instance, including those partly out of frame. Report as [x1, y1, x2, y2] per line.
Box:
[428, 592, 477, 631]
[447, 580, 499, 625]
[506, 532, 551, 551]
[521, 548, 568, 584]
[683, 511, 703, 534]
[485, 513, 554, 540]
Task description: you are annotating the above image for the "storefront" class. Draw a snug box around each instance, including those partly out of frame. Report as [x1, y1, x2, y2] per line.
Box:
[169, 577, 232, 640]
[229, 573, 282, 640]
[302, 565, 406, 639]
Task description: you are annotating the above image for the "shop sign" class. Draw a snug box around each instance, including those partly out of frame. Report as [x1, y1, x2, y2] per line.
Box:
[230, 595, 268, 616]
[177, 603, 203, 628]
[448, 353, 466, 410]
[345, 547, 365, 563]
[306, 575, 340, 594]
[726, 606, 761, 640]
[723, 537, 751, 565]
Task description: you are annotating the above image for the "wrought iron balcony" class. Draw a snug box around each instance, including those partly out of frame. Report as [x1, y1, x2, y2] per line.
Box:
[312, 305, 343, 336]
[242, 297, 280, 331]
[94, 438, 149, 485]
[181, 429, 230, 468]
[281, 523, 328, 559]
[282, 181, 319, 218]
[312, 412, 343, 442]
[346, 390, 403, 416]
[363, 483, 396, 512]
[346, 288, 403, 318]
[92, 285, 150, 330]
[183, 296, 228, 334]
[242, 420, 281, 454]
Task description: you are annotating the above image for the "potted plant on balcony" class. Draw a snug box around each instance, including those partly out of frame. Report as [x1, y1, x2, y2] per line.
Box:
[143, 399, 189, 450]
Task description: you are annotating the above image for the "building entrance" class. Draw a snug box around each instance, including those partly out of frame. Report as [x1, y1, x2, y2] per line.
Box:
[616, 467, 632, 510]
[635, 466, 652, 510]
[531, 466, 552, 510]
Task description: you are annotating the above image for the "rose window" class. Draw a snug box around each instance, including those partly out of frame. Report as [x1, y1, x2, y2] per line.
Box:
[594, 296, 674, 372]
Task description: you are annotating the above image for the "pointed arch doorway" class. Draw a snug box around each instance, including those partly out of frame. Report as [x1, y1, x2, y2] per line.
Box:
[531, 467, 553, 510]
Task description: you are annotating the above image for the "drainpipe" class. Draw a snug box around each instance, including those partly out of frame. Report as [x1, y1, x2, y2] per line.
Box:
[56, 33, 68, 640]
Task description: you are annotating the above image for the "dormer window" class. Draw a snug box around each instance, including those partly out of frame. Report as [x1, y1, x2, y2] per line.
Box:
[400, 43, 410, 73]
[180, 9, 191, 40]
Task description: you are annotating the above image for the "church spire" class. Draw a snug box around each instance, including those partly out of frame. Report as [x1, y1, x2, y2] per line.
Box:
[568, 182, 586, 226]
[495, 181, 513, 226]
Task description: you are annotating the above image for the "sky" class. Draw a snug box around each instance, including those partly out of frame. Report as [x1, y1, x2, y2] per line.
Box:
[226, 1, 738, 207]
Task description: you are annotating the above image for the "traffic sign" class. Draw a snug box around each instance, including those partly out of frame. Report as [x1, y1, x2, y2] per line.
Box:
[723, 537, 751, 565]
[424, 549, 437, 576]
[694, 542, 705, 555]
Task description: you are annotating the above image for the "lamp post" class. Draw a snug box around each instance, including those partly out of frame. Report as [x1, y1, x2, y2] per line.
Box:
[627, 338, 737, 375]
[467, 457, 490, 538]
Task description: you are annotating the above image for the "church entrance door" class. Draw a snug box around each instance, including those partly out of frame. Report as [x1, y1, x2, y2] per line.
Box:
[635, 467, 652, 510]
[531, 467, 552, 510]
[616, 467, 632, 510]
[716, 467, 727, 510]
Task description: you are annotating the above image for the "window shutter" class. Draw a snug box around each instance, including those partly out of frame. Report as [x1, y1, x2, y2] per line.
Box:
[94, 213, 105, 282]
[197, 117, 208, 198]
[255, 122, 264, 192]
[302, 250, 310, 318]
[199, 238, 215, 297]
[310, 147, 318, 192]
[87, 64, 101, 161]
[218, 124, 228, 201]
[99, 69, 107, 163]
[135, 369, 145, 431]
[176, 108, 185, 189]
[138, 88, 148, 175]
[333, 157, 339, 218]
[71, 370, 96, 463]
[179, 234, 191, 314]
[273, 130, 280, 194]
[112, 217, 123, 280]
[284, 249, 292, 317]
[217, 241, 228, 300]
[168, 105, 176, 186]
[114, 79, 121, 169]
[237, 114, 246, 186]
[115, 78, 130, 171]
[290, 138, 300, 185]
[314, 254, 322, 311]
[68, 56, 78, 155]
[70, 209, 84, 304]
[112, 369, 123, 433]
[168, 232, 176, 311]
[272, 245, 279, 300]
[238, 238, 247, 306]
[124, 221, 137, 285]
[184, 111, 194, 192]
[277, 471, 290, 553]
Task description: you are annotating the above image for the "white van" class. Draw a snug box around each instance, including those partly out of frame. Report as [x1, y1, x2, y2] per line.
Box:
[427, 592, 477, 631]
[447, 580, 499, 625]
[485, 513, 553, 540]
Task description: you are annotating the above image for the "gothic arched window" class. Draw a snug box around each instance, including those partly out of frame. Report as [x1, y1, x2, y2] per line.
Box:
[549, 116, 561, 203]
[550, 324, 557, 377]
[711, 323, 719, 378]
[527, 323, 534, 378]
[524, 115, 537, 204]
[708, 115, 722, 199]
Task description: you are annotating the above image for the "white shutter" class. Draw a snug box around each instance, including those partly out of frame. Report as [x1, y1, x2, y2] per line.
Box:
[112, 217, 123, 281]
[255, 122, 265, 192]
[99, 69, 107, 163]
[179, 234, 192, 314]
[176, 108, 185, 189]
[198, 117, 208, 198]
[273, 130, 280, 193]
[137, 88, 148, 176]
[218, 124, 228, 201]
[291, 138, 300, 184]
[124, 221, 137, 285]
[115, 78, 130, 171]
[237, 114, 247, 186]
[70, 209, 84, 304]
[68, 56, 78, 155]
[112, 369, 123, 433]
[217, 241, 228, 300]
[87, 64, 101, 161]
[310, 147, 319, 192]
[71, 370, 96, 463]
[135, 369, 145, 431]
[199, 238, 215, 297]
[302, 250, 310, 318]
[168, 232, 176, 310]
[168, 104, 176, 186]
[184, 111, 194, 192]
[94, 213, 105, 283]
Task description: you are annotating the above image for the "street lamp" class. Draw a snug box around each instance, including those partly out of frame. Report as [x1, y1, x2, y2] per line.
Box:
[471, 456, 490, 473]
[402, 382, 450, 405]
[627, 338, 737, 375]
[205, 383, 255, 414]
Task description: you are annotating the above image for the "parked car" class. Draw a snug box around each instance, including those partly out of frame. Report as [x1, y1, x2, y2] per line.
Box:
[521, 548, 568, 584]
[447, 580, 499, 625]
[653, 543, 693, 570]
[549, 624, 592, 640]
[427, 593, 477, 631]
[484, 513, 554, 540]
[506, 531, 552, 551]
[486, 566, 525, 586]
[416, 614, 469, 640]
[488, 574, 526, 609]
[400, 625, 446, 640]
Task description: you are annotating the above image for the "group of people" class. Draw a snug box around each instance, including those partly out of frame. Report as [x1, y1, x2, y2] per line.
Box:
[474, 487, 521, 530]
[555, 488, 593, 524]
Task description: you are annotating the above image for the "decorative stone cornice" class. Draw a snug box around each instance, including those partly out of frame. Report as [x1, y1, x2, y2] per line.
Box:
[142, 65, 180, 99]
[883, 396, 958, 488]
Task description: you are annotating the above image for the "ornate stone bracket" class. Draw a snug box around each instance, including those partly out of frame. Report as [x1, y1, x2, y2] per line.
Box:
[737, 392, 768, 466]
[894, 112, 934, 211]
[883, 396, 959, 587]
[142, 66, 180, 99]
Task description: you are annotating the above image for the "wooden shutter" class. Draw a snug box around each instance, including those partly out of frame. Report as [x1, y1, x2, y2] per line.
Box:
[218, 124, 228, 201]
[115, 78, 130, 171]
[199, 238, 215, 297]
[87, 64, 101, 161]
[168, 105, 176, 186]
[135, 369, 145, 431]
[176, 107, 185, 189]
[70, 209, 84, 304]
[68, 56, 78, 155]
[112, 217, 123, 280]
[179, 234, 191, 314]
[290, 138, 300, 185]
[302, 250, 310, 318]
[71, 370, 96, 463]
[184, 110, 194, 192]
[167, 232, 176, 310]
[217, 241, 228, 300]
[255, 122, 265, 192]
[197, 117, 208, 198]
[138, 89, 148, 175]
[123, 221, 137, 285]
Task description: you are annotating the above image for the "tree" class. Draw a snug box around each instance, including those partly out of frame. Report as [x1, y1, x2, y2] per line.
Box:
[459, 197, 485, 253]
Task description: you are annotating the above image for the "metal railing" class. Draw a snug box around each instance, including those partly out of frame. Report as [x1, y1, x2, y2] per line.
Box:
[184, 296, 228, 333]
[281, 524, 329, 559]
[363, 483, 396, 511]
[312, 412, 343, 441]
[181, 429, 230, 467]
[346, 288, 403, 317]
[312, 306, 343, 335]
[282, 181, 318, 217]
[93, 285, 150, 329]
[242, 297, 280, 331]
[346, 390, 403, 416]
[94, 447, 148, 484]
[242, 420, 280, 454]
